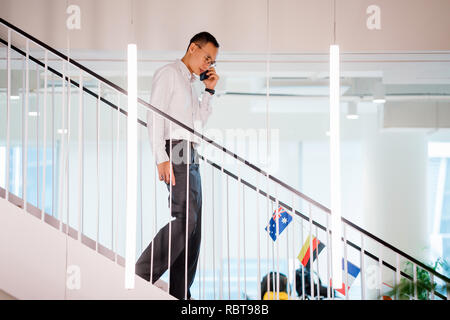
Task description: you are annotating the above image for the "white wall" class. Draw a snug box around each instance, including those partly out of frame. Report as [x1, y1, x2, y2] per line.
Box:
[1, 0, 450, 53]
[0, 196, 175, 299]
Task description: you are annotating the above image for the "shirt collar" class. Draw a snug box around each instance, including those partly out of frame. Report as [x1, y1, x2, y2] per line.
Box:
[176, 59, 197, 83]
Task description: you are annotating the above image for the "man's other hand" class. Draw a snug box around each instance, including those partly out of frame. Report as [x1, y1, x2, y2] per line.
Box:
[157, 161, 176, 186]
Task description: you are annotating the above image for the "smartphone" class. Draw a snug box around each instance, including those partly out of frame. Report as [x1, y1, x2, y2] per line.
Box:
[200, 70, 209, 81]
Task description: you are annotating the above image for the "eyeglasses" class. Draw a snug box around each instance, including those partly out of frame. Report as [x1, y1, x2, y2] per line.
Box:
[195, 43, 216, 68]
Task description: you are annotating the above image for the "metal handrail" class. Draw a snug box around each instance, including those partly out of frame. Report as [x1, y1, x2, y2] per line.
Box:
[1, 16, 449, 291]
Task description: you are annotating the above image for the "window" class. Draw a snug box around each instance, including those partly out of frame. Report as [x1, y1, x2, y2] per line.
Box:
[428, 142, 450, 262]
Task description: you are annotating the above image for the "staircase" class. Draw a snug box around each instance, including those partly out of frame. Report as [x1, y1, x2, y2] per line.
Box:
[0, 17, 449, 300]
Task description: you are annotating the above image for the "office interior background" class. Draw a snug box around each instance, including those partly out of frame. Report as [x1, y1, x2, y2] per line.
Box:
[0, 0, 449, 300]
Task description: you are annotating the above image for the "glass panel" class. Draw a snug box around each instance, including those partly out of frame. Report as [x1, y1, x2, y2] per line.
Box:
[98, 85, 114, 250]
[82, 81, 99, 241]
[8, 34, 24, 199]
[440, 158, 450, 234]
[0, 40, 6, 190]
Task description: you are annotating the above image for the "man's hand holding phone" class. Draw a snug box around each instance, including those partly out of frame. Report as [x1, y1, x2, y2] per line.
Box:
[201, 67, 219, 90]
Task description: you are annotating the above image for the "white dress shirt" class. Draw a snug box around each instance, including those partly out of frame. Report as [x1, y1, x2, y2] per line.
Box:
[147, 59, 213, 164]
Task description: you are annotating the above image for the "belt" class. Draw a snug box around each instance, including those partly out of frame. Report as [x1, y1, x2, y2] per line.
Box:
[165, 139, 195, 148]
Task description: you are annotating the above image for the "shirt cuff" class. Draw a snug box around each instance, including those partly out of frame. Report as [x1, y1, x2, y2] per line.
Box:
[155, 148, 169, 165]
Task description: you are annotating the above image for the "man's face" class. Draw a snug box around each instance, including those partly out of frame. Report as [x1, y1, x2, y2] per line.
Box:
[190, 42, 218, 75]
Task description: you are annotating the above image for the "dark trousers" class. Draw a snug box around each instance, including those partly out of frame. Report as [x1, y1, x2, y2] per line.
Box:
[135, 140, 202, 300]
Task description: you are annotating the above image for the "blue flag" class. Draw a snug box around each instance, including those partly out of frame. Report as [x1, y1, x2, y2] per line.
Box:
[265, 206, 293, 241]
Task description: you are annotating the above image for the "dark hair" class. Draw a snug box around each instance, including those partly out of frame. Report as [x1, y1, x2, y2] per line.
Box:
[295, 266, 329, 298]
[260, 271, 291, 299]
[187, 32, 219, 52]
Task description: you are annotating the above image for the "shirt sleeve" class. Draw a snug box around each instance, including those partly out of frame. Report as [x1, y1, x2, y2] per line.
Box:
[195, 91, 213, 126]
[147, 67, 175, 165]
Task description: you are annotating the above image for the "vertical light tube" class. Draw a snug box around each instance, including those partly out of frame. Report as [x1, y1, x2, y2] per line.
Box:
[361, 234, 366, 300]
[329, 44, 343, 289]
[125, 43, 138, 289]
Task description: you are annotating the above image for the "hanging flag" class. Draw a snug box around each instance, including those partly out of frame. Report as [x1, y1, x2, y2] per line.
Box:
[265, 206, 293, 241]
[297, 235, 325, 269]
[331, 259, 361, 296]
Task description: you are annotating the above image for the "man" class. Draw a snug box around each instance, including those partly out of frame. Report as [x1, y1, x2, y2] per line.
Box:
[135, 32, 219, 300]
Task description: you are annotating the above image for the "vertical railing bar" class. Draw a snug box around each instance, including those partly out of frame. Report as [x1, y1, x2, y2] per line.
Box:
[150, 111, 156, 280]
[114, 93, 120, 260]
[19, 55, 25, 199]
[201, 160, 207, 300]
[51, 72, 55, 218]
[291, 193, 296, 300]
[360, 234, 366, 300]
[110, 92, 114, 250]
[285, 200, 290, 300]
[378, 245, 383, 299]
[301, 200, 305, 300]
[237, 161, 241, 300]
[168, 122, 173, 293]
[41, 50, 48, 221]
[271, 200, 275, 300]
[211, 165, 216, 300]
[308, 204, 314, 299]
[58, 60, 65, 230]
[23, 39, 29, 211]
[77, 69, 83, 239]
[256, 173, 261, 300]
[184, 135, 190, 300]
[226, 174, 230, 300]
[219, 151, 224, 301]
[270, 201, 279, 300]
[36, 62, 40, 210]
[315, 225, 320, 300]
[344, 224, 348, 300]
[95, 81, 100, 251]
[5, 29, 11, 201]
[139, 122, 143, 254]
[326, 212, 331, 299]
[275, 186, 280, 300]
[266, 173, 270, 300]
[65, 61, 71, 236]
[197, 155, 203, 300]
[328, 213, 334, 300]
[242, 184, 247, 300]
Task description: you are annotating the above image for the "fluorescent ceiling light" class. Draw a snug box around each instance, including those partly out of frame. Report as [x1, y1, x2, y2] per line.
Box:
[373, 98, 386, 104]
[261, 85, 350, 96]
[11, 95, 20, 100]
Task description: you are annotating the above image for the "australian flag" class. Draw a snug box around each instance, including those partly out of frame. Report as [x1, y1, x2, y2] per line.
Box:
[265, 206, 293, 241]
